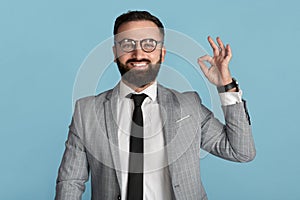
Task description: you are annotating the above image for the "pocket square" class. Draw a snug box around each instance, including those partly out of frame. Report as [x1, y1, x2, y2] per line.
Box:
[175, 115, 191, 123]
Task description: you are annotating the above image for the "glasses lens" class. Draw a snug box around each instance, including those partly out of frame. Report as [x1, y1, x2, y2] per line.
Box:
[141, 39, 157, 52]
[120, 39, 135, 52]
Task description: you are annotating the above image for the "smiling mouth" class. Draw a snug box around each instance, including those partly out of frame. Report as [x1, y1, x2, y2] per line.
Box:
[130, 62, 149, 69]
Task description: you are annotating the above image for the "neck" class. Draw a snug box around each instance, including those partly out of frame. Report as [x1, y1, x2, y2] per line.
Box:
[122, 79, 155, 93]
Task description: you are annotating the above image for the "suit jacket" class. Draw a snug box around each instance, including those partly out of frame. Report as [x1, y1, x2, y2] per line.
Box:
[55, 83, 255, 200]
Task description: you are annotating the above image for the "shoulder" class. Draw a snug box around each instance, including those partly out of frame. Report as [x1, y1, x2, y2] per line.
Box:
[157, 84, 202, 103]
[74, 88, 114, 110]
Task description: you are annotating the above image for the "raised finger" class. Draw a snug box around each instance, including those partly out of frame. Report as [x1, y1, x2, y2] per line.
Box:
[217, 37, 226, 57]
[208, 36, 220, 56]
[224, 44, 232, 63]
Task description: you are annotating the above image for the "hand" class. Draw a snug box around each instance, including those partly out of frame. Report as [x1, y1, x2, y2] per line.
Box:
[198, 36, 233, 86]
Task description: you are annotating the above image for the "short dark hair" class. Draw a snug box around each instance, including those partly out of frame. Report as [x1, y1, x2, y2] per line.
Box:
[113, 10, 165, 38]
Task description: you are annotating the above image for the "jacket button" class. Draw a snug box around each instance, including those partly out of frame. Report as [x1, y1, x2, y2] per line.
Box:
[117, 195, 121, 200]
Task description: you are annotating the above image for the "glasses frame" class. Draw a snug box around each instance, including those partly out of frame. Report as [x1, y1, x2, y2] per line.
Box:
[114, 38, 164, 53]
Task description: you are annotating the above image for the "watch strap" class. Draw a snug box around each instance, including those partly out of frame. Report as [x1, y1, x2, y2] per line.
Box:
[217, 78, 239, 93]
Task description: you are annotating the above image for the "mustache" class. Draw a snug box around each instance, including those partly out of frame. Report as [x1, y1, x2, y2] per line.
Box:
[126, 58, 151, 64]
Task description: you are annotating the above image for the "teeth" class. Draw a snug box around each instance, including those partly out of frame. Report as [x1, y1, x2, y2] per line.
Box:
[133, 63, 147, 67]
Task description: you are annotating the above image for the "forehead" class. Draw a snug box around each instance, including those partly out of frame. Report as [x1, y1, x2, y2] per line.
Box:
[115, 20, 162, 40]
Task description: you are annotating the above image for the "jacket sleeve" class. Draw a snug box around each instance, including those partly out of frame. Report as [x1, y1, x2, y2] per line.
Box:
[55, 100, 89, 200]
[196, 93, 256, 162]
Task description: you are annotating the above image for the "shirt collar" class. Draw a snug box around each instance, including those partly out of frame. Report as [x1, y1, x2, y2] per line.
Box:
[119, 80, 157, 102]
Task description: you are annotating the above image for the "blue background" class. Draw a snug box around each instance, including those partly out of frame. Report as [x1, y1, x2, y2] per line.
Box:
[1, 0, 299, 199]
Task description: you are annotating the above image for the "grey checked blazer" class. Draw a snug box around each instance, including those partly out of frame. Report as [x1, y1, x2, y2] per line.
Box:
[55, 83, 255, 200]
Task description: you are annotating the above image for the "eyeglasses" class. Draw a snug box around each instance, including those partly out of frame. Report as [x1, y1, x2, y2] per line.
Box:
[115, 38, 163, 53]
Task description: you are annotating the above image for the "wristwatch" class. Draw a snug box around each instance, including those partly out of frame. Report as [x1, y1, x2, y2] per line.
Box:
[217, 78, 239, 93]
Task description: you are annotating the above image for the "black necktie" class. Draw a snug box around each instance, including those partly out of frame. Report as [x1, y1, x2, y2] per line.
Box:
[127, 93, 147, 200]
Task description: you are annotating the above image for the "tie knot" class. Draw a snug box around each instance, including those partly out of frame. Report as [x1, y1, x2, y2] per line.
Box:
[131, 93, 148, 107]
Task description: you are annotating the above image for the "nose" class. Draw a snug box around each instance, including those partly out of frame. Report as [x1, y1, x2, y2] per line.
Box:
[131, 43, 145, 59]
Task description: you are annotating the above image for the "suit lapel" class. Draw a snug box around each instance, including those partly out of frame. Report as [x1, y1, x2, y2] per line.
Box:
[158, 85, 200, 197]
[157, 85, 181, 184]
[103, 85, 122, 189]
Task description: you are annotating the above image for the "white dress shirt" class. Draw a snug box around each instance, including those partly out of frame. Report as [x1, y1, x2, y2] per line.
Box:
[117, 80, 242, 200]
[117, 81, 172, 200]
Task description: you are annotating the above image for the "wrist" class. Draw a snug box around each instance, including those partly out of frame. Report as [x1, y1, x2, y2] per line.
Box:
[226, 87, 238, 92]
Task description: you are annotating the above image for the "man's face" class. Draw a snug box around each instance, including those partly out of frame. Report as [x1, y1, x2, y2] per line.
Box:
[113, 20, 166, 88]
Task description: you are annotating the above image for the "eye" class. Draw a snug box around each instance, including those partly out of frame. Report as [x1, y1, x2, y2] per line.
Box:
[142, 39, 157, 50]
[121, 43, 133, 49]
[120, 39, 135, 51]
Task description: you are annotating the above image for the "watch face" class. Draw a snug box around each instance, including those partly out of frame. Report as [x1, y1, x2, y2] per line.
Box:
[233, 78, 238, 85]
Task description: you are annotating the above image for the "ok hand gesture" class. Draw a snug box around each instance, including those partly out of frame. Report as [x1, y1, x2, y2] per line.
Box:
[198, 36, 233, 87]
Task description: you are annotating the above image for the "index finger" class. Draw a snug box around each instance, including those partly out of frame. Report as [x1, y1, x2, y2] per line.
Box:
[208, 36, 220, 56]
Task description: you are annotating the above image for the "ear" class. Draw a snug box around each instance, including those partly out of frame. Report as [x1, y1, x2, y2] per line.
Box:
[112, 45, 117, 62]
[161, 46, 166, 63]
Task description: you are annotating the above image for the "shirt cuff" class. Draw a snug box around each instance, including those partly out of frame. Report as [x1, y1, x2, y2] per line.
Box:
[219, 89, 243, 106]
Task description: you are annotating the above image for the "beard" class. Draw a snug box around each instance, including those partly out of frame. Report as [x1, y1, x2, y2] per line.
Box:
[116, 54, 162, 88]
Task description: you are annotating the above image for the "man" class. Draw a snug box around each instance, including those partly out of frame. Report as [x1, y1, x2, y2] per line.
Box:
[55, 10, 255, 200]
